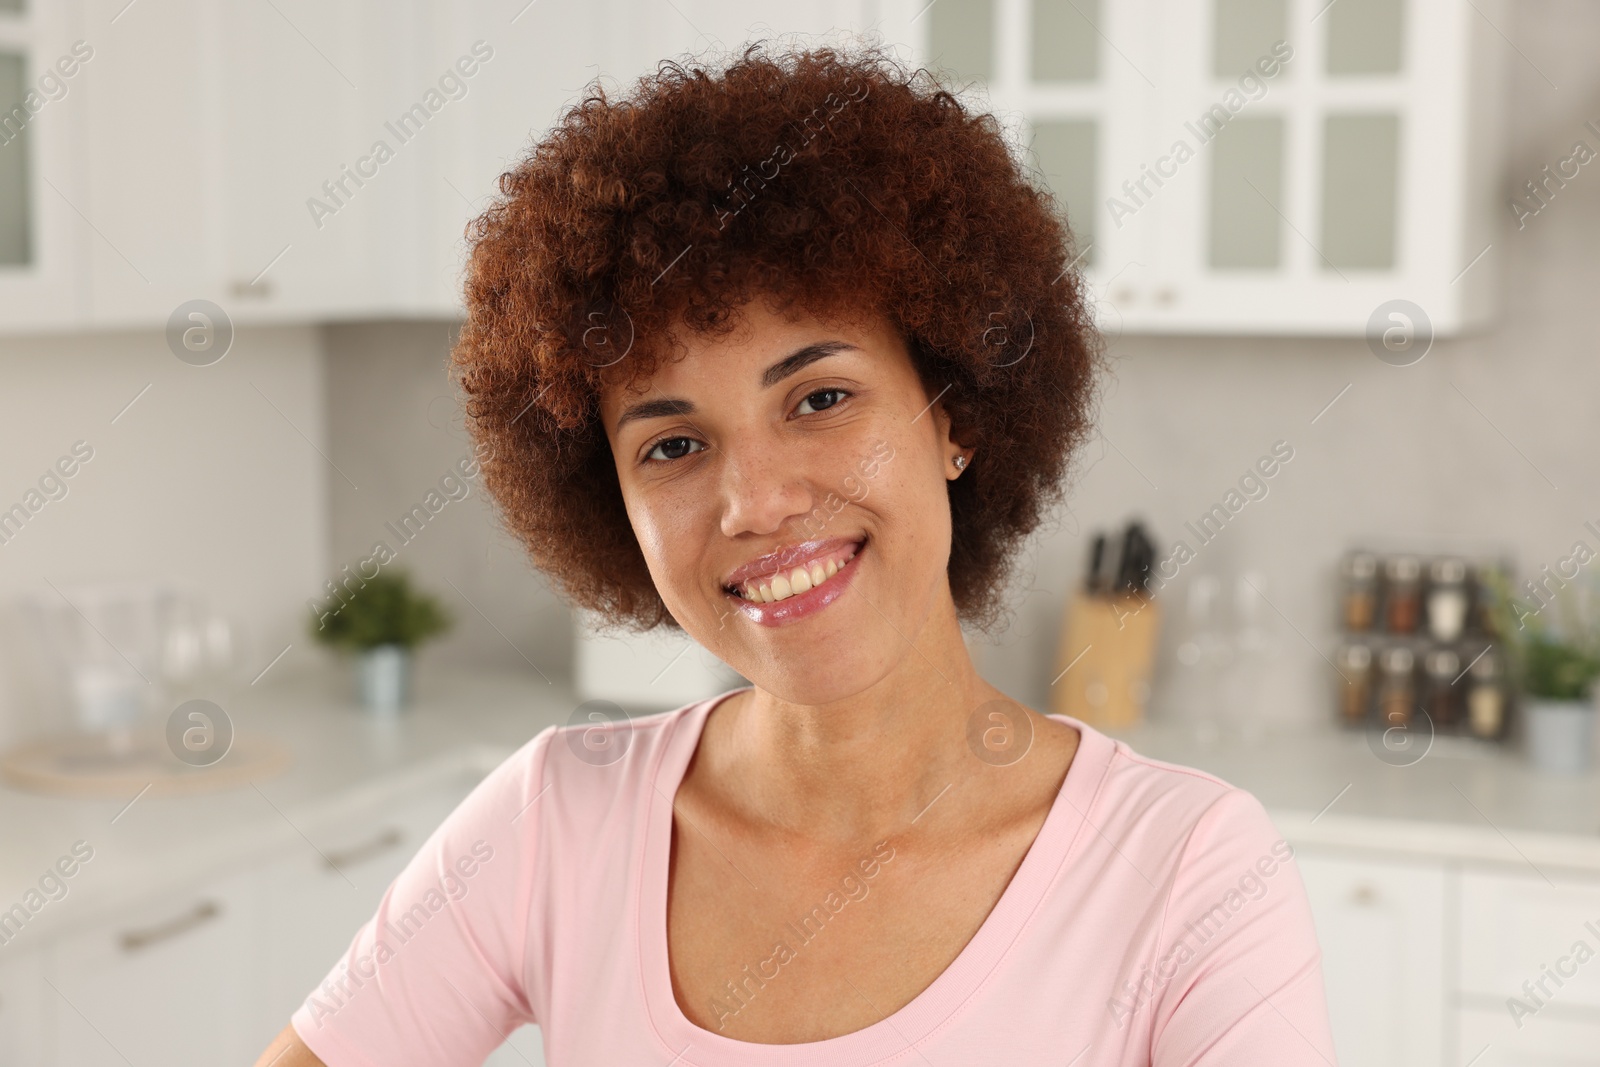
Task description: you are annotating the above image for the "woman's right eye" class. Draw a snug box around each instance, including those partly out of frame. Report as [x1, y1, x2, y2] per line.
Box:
[646, 437, 704, 463]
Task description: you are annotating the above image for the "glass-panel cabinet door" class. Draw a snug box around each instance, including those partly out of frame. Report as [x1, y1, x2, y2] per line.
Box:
[905, 0, 1161, 331]
[1147, 0, 1486, 334]
[868, 0, 1502, 335]
[0, 48, 31, 267]
[1207, 115, 1286, 269]
[1319, 112, 1400, 271]
[0, 0, 87, 330]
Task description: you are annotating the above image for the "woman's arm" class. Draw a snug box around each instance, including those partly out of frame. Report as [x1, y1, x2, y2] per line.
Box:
[253, 1024, 326, 1067]
[271, 727, 552, 1066]
[1150, 789, 1340, 1064]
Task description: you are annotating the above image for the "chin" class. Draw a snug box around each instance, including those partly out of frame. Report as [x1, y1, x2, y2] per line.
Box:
[716, 598, 908, 713]
[737, 640, 901, 708]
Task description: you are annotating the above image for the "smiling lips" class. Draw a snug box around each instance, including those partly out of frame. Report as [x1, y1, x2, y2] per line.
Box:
[731, 541, 861, 603]
[722, 537, 865, 625]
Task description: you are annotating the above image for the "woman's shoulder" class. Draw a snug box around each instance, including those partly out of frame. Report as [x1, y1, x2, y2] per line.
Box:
[1063, 719, 1286, 868]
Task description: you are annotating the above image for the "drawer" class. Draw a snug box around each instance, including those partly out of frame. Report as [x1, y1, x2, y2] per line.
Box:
[0, 949, 45, 1066]
[1458, 1004, 1600, 1065]
[1460, 869, 1600, 1011]
[1294, 849, 1447, 1067]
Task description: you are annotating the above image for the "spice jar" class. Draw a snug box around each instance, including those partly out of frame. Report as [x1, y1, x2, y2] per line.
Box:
[1383, 556, 1423, 633]
[1377, 645, 1417, 727]
[1470, 561, 1511, 637]
[1340, 552, 1379, 632]
[1426, 558, 1469, 642]
[1336, 642, 1374, 726]
[1423, 647, 1460, 729]
[1467, 647, 1506, 740]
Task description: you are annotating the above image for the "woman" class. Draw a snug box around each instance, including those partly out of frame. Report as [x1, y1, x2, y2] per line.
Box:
[256, 43, 1337, 1067]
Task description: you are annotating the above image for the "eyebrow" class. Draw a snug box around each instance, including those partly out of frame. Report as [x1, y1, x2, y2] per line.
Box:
[612, 340, 858, 432]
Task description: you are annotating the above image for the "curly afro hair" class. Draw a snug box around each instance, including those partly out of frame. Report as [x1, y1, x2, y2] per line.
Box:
[450, 40, 1103, 635]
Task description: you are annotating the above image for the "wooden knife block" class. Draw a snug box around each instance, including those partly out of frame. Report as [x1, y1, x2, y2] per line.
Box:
[1049, 591, 1161, 730]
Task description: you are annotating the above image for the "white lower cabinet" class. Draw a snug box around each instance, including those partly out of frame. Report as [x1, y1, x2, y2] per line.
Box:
[1459, 869, 1600, 1013]
[251, 764, 546, 1065]
[48, 869, 258, 1066]
[0, 761, 552, 1067]
[1457, 1006, 1600, 1066]
[0, 948, 46, 1065]
[1293, 848, 1447, 1067]
[1457, 868, 1600, 1064]
[256, 768, 486, 1039]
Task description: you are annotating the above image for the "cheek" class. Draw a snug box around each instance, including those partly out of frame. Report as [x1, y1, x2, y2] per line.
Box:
[868, 435, 952, 559]
[628, 493, 701, 586]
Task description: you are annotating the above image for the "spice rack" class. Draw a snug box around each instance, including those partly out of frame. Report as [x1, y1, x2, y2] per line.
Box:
[1334, 550, 1513, 742]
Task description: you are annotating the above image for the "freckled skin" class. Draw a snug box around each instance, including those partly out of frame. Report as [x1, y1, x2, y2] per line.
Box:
[602, 298, 955, 707]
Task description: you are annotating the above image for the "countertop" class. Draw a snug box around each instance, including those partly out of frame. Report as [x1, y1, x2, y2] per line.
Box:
[1102, 718, 1600, 878]
[0, 664, 581, 950]
[2, 665, 1598, 952]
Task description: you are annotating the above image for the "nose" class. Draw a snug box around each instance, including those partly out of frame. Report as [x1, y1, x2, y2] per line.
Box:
[717, 432, 817, 540]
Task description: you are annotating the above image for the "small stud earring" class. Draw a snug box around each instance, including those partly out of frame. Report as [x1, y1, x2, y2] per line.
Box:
[953, 454, 968, 471]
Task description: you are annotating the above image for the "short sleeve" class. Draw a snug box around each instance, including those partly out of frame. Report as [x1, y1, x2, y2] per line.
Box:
[289, 726, 554, 1067]
[1146, 788, 1340, 1066]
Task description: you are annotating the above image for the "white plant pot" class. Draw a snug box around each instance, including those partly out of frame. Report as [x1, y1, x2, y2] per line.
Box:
[1523, 698, 1594, 775]
[357, 643, 411, 715]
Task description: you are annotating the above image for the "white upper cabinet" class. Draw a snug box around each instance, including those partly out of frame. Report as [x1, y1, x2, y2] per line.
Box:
[77, 0, 222, 327]
[405, 0, 876, 317]
[2, 0, 1505, 335]
[894, 0, 1509, 336]
[211, 0, 392, 323]
[399, 0, 606, 319]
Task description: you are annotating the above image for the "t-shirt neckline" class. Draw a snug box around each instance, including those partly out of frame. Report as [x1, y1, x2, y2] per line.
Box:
[636, 687, 1114, 1067]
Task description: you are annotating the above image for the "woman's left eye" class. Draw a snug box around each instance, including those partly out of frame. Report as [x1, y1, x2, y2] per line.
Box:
[796, 389, 847, 415]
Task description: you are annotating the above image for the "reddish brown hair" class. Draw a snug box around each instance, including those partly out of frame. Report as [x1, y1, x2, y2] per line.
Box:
[450, 41, 1102, 633]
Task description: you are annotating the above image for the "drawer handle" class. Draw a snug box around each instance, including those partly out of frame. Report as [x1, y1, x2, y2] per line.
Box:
[1349, 883, 1379, 907]
[119, 900, 221, 952]
[323, 827, 404, 872]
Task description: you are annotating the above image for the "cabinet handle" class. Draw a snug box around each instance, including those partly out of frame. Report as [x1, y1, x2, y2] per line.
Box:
[323, 827, 404, 872]
[230, 279, 275, 299]
[119, 900, 221, 953]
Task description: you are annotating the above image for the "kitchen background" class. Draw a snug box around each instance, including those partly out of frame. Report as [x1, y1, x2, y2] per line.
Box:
[1, 1, 1599, 1065]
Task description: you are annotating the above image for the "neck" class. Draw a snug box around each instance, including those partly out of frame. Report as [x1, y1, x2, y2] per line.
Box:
[717, 586, 1007, 844]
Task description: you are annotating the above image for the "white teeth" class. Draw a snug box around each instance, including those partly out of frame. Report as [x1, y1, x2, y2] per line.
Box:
[734, 543, 862, 603]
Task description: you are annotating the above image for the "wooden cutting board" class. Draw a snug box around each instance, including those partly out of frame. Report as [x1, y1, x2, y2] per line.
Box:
[0, 732, 290, 798]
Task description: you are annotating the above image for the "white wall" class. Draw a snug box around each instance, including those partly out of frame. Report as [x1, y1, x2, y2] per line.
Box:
[0, 325, 327, 741]
[321, 321, 572, 681]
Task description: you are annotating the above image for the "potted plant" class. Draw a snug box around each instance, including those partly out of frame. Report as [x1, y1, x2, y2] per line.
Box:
[1483, 568, 1600, 773]
[308, 569, 451, 713]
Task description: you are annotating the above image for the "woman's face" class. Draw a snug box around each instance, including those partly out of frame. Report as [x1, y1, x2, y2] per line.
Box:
[599, 299, 968, 706]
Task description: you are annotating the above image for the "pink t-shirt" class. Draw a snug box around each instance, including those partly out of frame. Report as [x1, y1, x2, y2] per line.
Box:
[291, 688, 1339, 1066]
